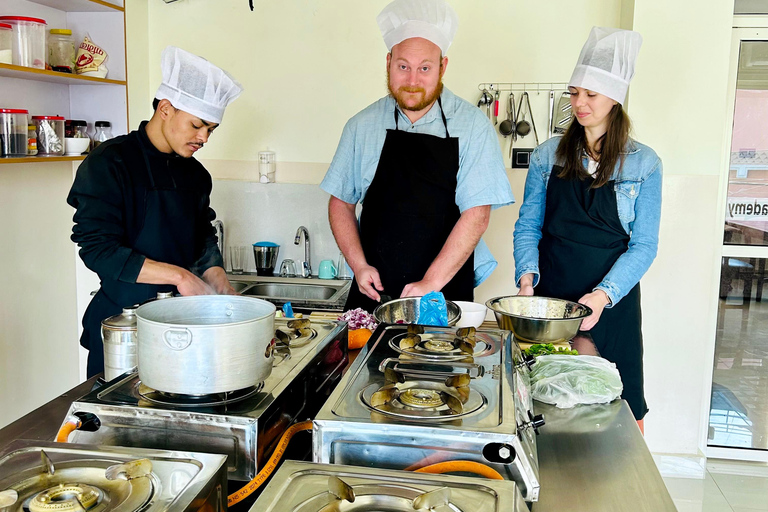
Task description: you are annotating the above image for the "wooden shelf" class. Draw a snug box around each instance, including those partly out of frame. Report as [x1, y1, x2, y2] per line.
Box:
[0, 64, 126, 86]
[0, 155, 86, 164]
[27, 0, 124, 12]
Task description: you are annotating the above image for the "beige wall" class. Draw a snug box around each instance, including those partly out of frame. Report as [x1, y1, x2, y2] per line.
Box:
[0, 164, 80, 428]
[123, 0, 738, 457]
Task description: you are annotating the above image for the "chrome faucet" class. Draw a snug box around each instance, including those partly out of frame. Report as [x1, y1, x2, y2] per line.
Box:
[294, 226, 311, 278]
[213, 220, 225, 268]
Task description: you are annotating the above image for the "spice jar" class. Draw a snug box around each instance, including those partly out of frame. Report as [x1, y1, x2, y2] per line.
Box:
[0, 109, 29, 157]
[48, 29, 75, 73]
[93, 121, 113, 149]
[0, 23, 12, 65]
[33, 115, 65, 156]
[27, 123, 37, 155]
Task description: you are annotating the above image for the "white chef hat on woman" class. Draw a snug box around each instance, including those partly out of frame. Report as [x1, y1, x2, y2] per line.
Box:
[568, 27, 643, 105]
[155, 46, 243, 124]
[377, 0, 459, 55]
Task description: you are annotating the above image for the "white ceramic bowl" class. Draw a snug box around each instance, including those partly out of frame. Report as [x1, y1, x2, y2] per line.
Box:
[65, 137, 90, 155]
[454, 301, 488, 328]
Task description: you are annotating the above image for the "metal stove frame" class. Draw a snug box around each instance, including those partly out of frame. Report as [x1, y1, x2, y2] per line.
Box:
[313, 324, 542, 501]
[0, 440, 227, 512]
[251, 460, 528, 512]
[64, 319, 348, 481]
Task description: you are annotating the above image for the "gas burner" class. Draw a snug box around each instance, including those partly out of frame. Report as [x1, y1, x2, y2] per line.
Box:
[305, 477, 462, 512]
[389, 332, 494, 361]
[275, 318, 317, 349]
[361, 379, 486, 421]
[1, 450, 154, 512]
[136, 381, 263, 407]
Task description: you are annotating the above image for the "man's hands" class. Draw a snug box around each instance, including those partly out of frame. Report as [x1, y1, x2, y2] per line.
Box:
[401, 279, 439, 298]
[355, 264, 384, 302]
[577, 289, 611, 331]
[202, 266, 237, 295]
[177, 270, 216, 296]
[138, 258, 235, 296]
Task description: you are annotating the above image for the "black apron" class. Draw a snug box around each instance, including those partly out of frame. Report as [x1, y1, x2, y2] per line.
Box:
[535, 167, 647, 420]
[82, 136, 201, 377]
[345, 98, 474, 313]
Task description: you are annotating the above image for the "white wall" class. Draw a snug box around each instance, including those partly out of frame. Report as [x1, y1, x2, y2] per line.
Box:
[119, 0, 737, 458]
[0, 164, 81, 429]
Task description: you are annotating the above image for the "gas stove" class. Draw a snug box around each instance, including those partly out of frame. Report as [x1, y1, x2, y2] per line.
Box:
[0, 440, 227, 512]
[312, 324, 543, 501]
[251, 460, 527, 511]
[63, 318, 348, 482]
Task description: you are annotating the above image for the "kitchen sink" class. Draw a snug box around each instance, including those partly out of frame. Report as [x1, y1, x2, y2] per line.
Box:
[241, 283, 337, 300]
[227, 274, 351, 311]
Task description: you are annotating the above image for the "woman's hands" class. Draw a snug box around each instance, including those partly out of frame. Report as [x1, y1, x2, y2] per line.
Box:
[518, 274, 535, 296]
[578, 290, 611, 330]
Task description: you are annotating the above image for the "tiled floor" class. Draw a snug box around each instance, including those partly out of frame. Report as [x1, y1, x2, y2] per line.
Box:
[664, 460, 768, 511]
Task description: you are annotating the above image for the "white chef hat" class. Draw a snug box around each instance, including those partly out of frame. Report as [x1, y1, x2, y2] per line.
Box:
[155, 46, 243, 124]
[377, 0, 459, 55]
[568, 27, 643, 105]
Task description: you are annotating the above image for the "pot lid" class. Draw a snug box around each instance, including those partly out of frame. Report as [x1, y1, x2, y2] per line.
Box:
[0, 109, 29, 114]
[102, 306, 138, 329]
[0, 16, 47, 25]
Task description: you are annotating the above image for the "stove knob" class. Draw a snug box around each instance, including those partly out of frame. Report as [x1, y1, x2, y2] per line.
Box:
[528, 411, 545, 434]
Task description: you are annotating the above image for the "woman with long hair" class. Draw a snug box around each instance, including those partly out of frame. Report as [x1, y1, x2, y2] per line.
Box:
[513, 27, 662, 429]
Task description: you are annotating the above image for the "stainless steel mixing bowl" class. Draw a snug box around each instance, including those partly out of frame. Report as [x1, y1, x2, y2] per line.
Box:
[373, 297, 461, 326]
[485, 295, 592, 343]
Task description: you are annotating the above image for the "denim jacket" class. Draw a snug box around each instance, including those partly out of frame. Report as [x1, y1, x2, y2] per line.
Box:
[513, 136, 663, 307]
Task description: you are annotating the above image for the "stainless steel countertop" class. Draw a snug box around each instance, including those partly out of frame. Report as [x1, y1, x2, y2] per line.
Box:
[532, 399, 676, 511]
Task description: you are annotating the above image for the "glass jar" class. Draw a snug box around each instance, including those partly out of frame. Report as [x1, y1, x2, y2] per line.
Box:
[0, 23, 12, 65]
[0, 16, 47, 69]
[93, 121, 113, 149]
[27, 124, 37, 155]
[48, 28, 75, 73]
[0, 109, 29, 157]
[33, 115, 65, 156]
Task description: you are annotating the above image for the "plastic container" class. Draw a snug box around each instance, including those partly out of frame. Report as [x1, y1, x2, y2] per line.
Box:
[48, 29, 75, 73]
[0, 23, 12, 64]
[0, 109, 29, 157]
[93, 120, 113, 149]
[33, 115, 65, 156]
[27, 123, 37, 155]
[0, 16, 47, 69]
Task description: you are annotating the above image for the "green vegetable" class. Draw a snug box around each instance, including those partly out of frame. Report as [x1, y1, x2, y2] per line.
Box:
[524, 343, 578, 357]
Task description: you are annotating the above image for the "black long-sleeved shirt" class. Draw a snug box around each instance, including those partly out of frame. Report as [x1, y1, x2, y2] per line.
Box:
[67, 121, 222, 301]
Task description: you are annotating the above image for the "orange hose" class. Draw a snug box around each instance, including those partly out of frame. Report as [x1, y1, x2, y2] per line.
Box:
[414, 460, 504, 480]
[227, 420, 312, 506]
[56, 419, 81, 443]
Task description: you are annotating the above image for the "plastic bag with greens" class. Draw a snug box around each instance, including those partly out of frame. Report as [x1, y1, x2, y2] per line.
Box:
[530, 355, 623, 408]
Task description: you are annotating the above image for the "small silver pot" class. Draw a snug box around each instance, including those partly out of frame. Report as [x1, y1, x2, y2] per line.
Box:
[102, 306, 138, 382]
[373, 297, 461, 326]
[136, 295, 276, 394]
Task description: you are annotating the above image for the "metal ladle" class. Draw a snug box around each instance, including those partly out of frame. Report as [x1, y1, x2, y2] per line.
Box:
[476, 89, 493, 119]
[499, 92, 516, 138]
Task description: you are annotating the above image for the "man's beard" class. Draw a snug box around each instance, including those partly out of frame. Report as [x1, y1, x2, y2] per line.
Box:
[387, 71, 444, 112]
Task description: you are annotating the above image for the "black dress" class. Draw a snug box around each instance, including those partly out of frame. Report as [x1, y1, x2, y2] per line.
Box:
[67, 121, 223, 377]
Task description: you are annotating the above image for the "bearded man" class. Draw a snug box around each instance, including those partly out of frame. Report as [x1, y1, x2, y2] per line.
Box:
[320, 0, 514, 312]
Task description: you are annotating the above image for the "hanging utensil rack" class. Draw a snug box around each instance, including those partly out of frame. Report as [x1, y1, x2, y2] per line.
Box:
[477, 82, 570, 93]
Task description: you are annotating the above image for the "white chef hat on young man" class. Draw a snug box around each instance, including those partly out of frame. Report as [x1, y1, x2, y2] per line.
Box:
[568, 27, 643, 105]
[155, 46, 243, 124]
[377, 0, 459, 55]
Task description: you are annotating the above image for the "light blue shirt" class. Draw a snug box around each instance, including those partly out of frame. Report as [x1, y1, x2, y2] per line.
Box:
[320, 87, 514, 286]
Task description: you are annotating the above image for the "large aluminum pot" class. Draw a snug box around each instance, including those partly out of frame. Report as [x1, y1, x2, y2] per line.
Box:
[136, 295, 276, 394]
[486, 295, 592, 343]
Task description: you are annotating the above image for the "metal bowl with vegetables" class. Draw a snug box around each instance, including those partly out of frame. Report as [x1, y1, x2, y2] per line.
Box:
[486, 295, 592, 343]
